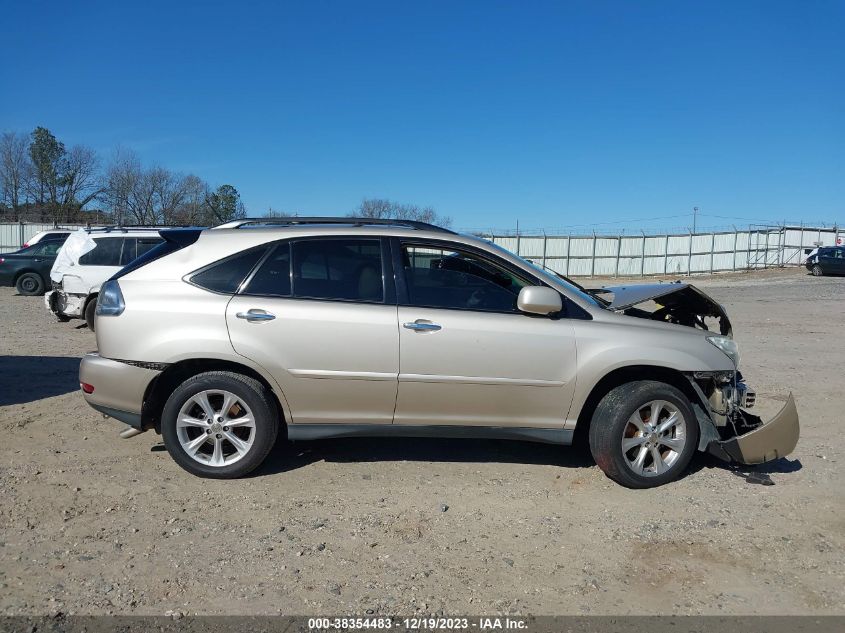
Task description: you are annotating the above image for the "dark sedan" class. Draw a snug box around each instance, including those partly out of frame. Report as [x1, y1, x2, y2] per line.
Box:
[0, 240, 63, 295]
[806, 246, 845, 276]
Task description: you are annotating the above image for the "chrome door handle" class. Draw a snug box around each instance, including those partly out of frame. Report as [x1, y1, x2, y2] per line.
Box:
[236, 310, 276, 322]
[403, 321, 442, 332]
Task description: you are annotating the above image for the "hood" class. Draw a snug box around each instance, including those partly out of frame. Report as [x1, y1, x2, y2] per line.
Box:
[50, 229, 97, 283]
[592, 281, 732, 336]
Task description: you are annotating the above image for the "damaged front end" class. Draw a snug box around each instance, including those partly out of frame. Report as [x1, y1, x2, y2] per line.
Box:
[690, 370, 800, 466]
[592, 281, 799, 465]
[593, 281, 733, 336]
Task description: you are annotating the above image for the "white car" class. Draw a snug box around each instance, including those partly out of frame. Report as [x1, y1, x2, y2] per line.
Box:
[23, 229, 73, 248]
[45, 228, 165, 330]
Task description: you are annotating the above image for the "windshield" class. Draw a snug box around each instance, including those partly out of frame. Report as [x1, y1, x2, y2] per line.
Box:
[483, 240, 607, 308]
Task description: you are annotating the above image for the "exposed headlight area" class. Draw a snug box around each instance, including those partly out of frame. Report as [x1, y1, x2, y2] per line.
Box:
[96, 280, 125, 317]
[707, 335, 740, 367]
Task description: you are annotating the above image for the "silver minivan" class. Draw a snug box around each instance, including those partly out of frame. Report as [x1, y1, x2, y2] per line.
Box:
[78, 218, 799, 487]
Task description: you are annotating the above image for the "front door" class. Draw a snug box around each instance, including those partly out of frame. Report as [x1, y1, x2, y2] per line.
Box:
[393, 240, 577, 428]
[226, 237, 399, 425]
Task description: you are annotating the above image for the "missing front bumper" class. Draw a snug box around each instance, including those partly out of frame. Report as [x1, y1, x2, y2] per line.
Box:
[709, 393, 800, 464]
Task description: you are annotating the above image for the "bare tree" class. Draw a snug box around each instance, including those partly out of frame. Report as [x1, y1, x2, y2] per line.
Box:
[103, 148, 143, 224]
[355, 197, 451, 227]
[0, 131, 32, 219]
[177, 174, 208, 225]
[59, 145, 103, 217]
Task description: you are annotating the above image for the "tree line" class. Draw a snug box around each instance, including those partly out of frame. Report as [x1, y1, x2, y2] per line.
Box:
[0, 127, 245, 226]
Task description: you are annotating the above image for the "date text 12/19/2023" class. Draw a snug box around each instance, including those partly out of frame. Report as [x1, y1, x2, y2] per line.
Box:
[308, 617, 528, 631]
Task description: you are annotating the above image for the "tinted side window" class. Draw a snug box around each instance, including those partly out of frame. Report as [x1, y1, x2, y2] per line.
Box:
[136, 238, 162, 259]
[119, 238, 138, 265]
[243, 243, 291, 296]
[191, 247, 268, 294]
[292, 239, 383, 302]
[36, 242, 62, 257]
[402, 245, 528, 312]
[79, 238, 125, 266]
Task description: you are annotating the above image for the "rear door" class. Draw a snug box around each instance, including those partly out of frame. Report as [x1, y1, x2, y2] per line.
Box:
[832, 248, 845, 274]
[818, 248, 836, 274]
[226, 237, 400, 425]
[77, 237, 126, 292]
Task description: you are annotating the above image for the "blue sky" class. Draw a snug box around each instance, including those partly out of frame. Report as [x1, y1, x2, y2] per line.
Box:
[2, 0, 842, 232]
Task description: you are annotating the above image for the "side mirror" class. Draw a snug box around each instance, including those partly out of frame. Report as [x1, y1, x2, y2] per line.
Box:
[517, 286, 562, 316]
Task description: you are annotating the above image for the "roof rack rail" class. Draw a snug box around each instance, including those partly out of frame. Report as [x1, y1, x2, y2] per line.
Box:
[84, 225, 187, 233]
[213, 216, 455, 234]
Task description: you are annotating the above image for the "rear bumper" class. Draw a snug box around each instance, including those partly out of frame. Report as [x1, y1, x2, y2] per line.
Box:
[710, 393, 800, 464]
[79, 353, 162, 429]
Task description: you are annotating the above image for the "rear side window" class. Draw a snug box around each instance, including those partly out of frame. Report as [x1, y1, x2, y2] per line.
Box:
[242, 243, 292, 297]
[79, 237, 124, 266]
[34, 242, 62, 256]
[119, 237, 164, 265]
[291, 239, 383, 302]
[190, 247, 268, 294]
[119, 238, 138, 265]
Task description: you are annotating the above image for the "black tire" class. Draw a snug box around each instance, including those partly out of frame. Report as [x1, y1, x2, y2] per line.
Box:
[15, 272, 44, 296]
[84, 297, 97, 331]
[812, 264, 823, 277]
[588, 380, 699, 488]
[161, 371, 279, 478]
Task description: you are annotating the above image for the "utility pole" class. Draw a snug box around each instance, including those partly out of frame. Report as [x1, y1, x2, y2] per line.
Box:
[693, 206, 699, 234]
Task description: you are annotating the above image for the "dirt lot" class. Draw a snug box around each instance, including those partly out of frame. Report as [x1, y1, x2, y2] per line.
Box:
[1, 267, 843, 616]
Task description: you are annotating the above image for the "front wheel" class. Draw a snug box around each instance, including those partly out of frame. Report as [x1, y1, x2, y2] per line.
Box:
[811, 264, 823, 276]
[588, 381, 699, 488]
[161, 371, 279, 478]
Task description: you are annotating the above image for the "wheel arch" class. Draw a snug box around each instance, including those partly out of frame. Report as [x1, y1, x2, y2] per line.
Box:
[141, 358, 289, 433]
[83, 291, 99, 311]
[572, 364, 706, 445]
[13, 268, 44, 284]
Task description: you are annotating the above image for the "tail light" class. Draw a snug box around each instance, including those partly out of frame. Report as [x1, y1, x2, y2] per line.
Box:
[80, 382, 95, 394]
[22, 242, 29, 247]
[96, 280, 125, 316]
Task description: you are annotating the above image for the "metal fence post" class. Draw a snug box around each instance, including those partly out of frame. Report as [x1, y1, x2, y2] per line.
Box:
[687, 230, 693, 276]
[590, 232, 597, 278]
[746, 225, 752, 270]
[19, 221, 24, 249]
[541, 231, 548, 270]
[640, 231, 646, 277]
[709, 232, 715, 274]
[564, 233, 571, 276]
[614, 235, 622, 277]
[732, 225, 738, 271]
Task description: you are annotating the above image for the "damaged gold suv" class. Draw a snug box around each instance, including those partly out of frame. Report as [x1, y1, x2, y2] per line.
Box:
[78, 217, 799, 488]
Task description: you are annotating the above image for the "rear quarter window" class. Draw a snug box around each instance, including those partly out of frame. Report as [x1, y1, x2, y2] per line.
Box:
[190, 246, 269, 294]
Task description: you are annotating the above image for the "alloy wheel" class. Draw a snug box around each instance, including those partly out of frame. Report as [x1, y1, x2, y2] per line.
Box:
[176, 390, 256, 467]
[621, 400, 687, 477]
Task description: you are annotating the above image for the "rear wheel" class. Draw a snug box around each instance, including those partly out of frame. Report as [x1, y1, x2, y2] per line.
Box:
[812, 264, 823, 276]
[16, 273, 44, 296]
[588, 380, 699, 488]
[84, 297, 97, 331]
[161, 371, 279, 478]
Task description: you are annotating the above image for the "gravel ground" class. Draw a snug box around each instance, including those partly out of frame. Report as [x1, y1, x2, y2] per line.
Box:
[0, 267, 843, 616]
